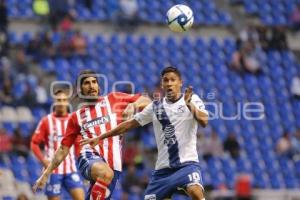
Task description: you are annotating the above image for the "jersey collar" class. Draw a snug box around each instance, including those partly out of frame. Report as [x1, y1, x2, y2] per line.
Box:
[165, 94, 183, 104]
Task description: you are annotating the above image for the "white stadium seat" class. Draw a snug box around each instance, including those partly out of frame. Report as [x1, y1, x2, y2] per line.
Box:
[1, 106, 18, 122]
[16, 106, 34, 122]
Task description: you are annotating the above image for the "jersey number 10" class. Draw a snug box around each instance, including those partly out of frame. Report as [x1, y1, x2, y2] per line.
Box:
[188, 172, 200, 182]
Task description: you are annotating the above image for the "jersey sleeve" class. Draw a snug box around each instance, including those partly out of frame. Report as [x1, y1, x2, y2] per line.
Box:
[61, 113, 80, 148]
[133, 103, 153, 126]
[110, 92, 141, 103]
[31, 117, 48, 162]
[31, 117, 48, 144]
[191, 94, 208, 115]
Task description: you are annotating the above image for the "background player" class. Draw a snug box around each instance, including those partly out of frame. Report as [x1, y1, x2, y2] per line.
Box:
[33, 70, 151, 200]
[31, 89, 85, 200]
[81, 66, 209, 200]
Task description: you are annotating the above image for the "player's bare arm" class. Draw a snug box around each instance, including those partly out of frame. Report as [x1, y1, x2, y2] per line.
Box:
[33, 145, 70, 192]
[80, 119, 141, 147]
[30, 140, 49, 168]
[184, 86, 208, 127]
[134, 95, 152, 109]
[123, 96, 151, 119]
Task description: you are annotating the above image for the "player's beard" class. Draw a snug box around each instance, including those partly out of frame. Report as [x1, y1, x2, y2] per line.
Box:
[79, 90, 99, 103]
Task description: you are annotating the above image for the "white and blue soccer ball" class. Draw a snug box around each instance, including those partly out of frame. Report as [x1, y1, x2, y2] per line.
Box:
[167, 4, 194, 33]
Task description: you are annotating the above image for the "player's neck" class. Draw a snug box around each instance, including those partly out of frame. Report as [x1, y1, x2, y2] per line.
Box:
[85, 96, 101, 103]
[54, 110, 68, 117]
[166, 94, 182, 103]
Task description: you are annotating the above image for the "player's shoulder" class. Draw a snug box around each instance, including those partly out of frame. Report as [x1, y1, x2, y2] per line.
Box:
[191, 93, 201, 98]
[191, 93, 204, 101]
[40, 114, 51, 122]
[36, 114, 51, 128]
[108, 92, 140, 100]
[68, 111, 79, 121]
[107, 92, 123, 98]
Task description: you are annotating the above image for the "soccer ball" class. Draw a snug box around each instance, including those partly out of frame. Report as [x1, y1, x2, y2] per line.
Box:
[166, 4, 194, 33]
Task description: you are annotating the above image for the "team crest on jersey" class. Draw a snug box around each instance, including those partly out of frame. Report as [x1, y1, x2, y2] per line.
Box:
[177, 105, 185, 113]
[82, 116, 110, 130]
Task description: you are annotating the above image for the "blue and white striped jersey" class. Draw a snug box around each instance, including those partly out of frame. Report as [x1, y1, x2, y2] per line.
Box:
[134, 94, 208, 170]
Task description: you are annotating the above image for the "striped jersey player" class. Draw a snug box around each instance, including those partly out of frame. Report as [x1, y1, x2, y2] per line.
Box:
[32, 113, 76, 174]
[33, 70, 151, 200]
[62, 91, 141, 171]
[31, 89, 84, 200]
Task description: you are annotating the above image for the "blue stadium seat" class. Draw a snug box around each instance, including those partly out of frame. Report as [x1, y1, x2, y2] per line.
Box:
[40, 58, 55, 72]
[21, 32, 33, 45]
[8, 32, 19, 45]
[18, 122, 33, 137]
[32, 107, 47, 123]
[2, 122, 16, 136]
[10, 154, 29, 182]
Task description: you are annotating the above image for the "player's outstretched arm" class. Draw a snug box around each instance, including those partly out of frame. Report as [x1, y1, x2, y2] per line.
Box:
[123, 96, 151, 120]
[184, 86, 208, 127]
[80, 118, 141, 147]
[32, 145, 70, 192]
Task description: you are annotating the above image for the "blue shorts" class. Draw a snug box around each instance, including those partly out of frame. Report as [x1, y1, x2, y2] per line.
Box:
[45, 173, 83, 197]
[144, 162, 204, 200]
[77, 151, 120, 200]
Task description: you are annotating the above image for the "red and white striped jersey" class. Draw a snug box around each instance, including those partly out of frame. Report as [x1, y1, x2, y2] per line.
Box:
[61, 92, 140, 172]
[31, 113, 77, 174]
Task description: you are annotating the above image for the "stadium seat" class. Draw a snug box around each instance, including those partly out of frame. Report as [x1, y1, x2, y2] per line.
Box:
[0, 169, 17, 199]
[1, 106, 18, 122]
[16, 106, 34, 123]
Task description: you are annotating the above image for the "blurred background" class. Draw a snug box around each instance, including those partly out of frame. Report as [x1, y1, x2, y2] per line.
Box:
[0, 0, 300, 199]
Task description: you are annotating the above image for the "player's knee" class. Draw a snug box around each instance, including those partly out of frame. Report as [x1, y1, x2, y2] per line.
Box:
[70, 188, 85, 200]
[91, 162, 114, 183]
[48, 196, 60, 200]
[187, 185, 205, 200]
[102, 167, 114, 182]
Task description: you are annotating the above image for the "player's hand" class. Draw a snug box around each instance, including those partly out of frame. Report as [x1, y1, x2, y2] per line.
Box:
[80, 137, 99, 148]
[122, 103, 136, 120]
[42, 159, 50, 168]
[32, 173, 49, 193]
[184, 86, 193, 105]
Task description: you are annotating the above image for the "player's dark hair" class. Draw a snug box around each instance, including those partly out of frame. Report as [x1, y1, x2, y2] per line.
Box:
[161, 66, 182, 79]
[78, 69, 99, 86]
[71, 70, 99, 102]
[53, 89, 67, 96]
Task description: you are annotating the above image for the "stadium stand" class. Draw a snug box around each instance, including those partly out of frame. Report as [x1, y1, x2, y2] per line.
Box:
[6, 0, 232, 25]
[233, 0, 300, 26]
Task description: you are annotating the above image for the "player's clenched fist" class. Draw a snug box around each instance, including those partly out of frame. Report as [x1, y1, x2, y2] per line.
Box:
[80, 137, 99, 148]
